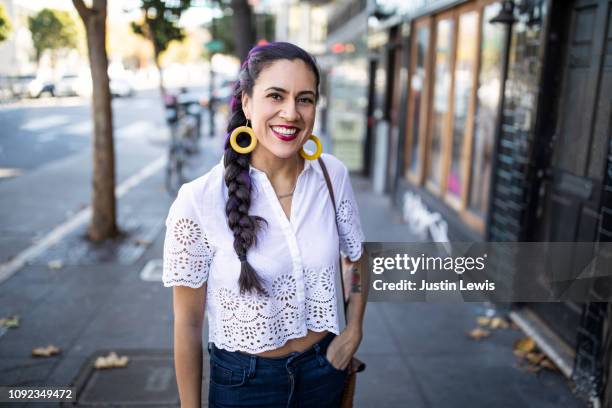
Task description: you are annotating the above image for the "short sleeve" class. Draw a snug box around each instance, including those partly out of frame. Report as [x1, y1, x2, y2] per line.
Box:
[162, 184, 215, 288]
[334, 162, 365, 262]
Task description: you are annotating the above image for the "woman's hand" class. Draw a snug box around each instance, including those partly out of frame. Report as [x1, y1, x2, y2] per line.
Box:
[325, 326, 362, 370]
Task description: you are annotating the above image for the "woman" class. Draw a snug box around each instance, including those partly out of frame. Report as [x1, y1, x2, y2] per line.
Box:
[162, 42, 367, 408]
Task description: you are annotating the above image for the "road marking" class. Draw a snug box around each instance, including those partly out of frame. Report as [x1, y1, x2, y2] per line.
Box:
[64, 121, 92, 135]
[0, 97, 87, 112]
[139, 259, 163, 282]
[38, 132, 58, 143]
[0, 168, 23, 178]
[0, 156, 166, 284]
[116, 120, 154, 140]
[20, 115, 71, 131]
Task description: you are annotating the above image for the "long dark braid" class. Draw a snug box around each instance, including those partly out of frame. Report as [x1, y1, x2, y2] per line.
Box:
[223, 42, 321, 294]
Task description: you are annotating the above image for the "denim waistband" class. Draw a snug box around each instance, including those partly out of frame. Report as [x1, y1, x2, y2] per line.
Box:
[209, 332, 336, 371]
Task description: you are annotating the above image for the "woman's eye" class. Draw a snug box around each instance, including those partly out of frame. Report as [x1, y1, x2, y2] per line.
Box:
[268, 93, 282, 100]
[299, 97, 314, 104]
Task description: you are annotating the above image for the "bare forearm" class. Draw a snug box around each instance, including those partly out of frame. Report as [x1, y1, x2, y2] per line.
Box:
[345, 255, 368, 333]
[174, 324, 203, 408]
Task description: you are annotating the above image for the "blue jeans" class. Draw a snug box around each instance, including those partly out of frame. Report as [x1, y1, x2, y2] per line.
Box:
[207, 332, 348, 408]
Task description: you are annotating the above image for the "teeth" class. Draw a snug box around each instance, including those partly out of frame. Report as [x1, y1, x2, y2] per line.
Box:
[272, 126, 297, 135]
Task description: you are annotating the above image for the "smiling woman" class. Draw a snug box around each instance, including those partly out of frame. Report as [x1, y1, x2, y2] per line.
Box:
[162, 42, 367, 408]
[242, 59, 318, 161]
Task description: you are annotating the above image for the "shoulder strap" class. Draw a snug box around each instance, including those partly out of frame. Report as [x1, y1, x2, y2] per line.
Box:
[318, 157, 337, 208]
[319, 157, 367, 374]
[317, 157, 349, 321]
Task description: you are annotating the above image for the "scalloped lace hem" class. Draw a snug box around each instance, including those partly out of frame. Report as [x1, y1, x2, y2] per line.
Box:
[209, 325, 340, 354]
[163, 278, 206, 289]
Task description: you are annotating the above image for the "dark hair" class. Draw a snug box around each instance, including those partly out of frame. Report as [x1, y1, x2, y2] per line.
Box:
[223, 42, 321, 294]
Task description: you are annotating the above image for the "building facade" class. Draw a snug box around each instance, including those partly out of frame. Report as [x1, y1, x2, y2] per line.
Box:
[353, 0, 611, 404]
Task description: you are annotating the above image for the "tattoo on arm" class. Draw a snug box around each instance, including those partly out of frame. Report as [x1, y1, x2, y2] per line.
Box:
[348, 264, 361, 293]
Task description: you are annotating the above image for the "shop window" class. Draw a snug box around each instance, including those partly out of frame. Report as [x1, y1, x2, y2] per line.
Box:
[468, 2, 504, 218]
[405, 18, 431, 181]
[446, 9, 478, 207]
[426, 14, 454, 191]
[403, 0, 504, 234]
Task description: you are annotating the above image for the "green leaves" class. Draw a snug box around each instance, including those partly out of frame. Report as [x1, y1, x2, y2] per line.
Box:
[0, 3, 12, 43]
[28, 8, 78, 62]
[132, 0, 192, 59]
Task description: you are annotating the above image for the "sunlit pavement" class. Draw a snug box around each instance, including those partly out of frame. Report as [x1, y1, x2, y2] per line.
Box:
[0, 88, 216, 267]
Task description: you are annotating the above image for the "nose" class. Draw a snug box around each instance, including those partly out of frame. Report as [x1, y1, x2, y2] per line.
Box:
[279, 99, 299, 121]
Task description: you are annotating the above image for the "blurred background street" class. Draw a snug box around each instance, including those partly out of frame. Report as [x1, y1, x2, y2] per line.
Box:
[0, 0, 610, 407]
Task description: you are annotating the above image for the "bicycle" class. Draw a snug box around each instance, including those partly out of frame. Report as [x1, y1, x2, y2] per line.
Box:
[165, 95, 200, 194]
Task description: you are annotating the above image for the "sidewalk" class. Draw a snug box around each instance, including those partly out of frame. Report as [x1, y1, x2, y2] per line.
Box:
[0, 136, 587, 407]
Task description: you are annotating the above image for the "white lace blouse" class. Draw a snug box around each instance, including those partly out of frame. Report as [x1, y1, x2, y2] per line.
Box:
[162, 153, 365, 353]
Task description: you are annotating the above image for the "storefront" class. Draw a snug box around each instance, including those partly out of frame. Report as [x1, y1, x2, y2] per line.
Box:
[368, 0, 612, 404]
[389, 0, 512, 240]
[320, 0, 369, 172]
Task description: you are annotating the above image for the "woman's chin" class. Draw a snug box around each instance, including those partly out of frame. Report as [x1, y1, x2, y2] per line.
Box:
[268, 148, 300, 160]
[258, 141, 301, 160]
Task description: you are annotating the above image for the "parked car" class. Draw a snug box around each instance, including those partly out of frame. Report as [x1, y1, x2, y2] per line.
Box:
[27, 77, 54, 98]
[110, 77, 134, 98]
[54, 74, 81, 97]
[9, 75, 54, 98]
[9, 75, 35, 97]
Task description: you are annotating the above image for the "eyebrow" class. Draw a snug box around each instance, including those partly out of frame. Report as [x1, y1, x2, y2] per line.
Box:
[264, 87, 316, 97]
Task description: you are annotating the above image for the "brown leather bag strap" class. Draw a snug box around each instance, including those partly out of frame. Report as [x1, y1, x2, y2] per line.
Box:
[318, 157, 367, 375]
[317, 157, 349, 319]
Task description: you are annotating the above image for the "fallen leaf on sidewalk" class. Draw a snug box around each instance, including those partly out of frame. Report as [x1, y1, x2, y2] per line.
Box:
[514, 337, 536, 353]
[32, 344, 61, 357]
[512, 337, 560, 373]
[525, 351, 545, 365]
[94, 351, 129, 369]
[539, 358, 559, 372]
[467, 327, 491, 340]
[476, 316, 510, 330]
[513, 349, 527, 358]
[47, 260, 64, 270]
[0, 315, 19, 329]
[490, 317, 509, 329]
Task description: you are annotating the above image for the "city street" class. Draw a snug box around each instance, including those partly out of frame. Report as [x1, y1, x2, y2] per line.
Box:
[0, 101, 588, 405]
[0, 88, 212, 268]
[0, 0, 608, 405]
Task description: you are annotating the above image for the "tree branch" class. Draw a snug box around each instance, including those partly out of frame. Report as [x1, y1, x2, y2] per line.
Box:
[72, 0, 90, 20]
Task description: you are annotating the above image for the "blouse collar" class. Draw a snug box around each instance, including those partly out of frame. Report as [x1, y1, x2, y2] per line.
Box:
[217, 154, 322, 179]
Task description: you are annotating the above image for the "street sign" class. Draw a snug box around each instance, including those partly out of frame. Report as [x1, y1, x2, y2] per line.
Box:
[205, 40, 224, 53]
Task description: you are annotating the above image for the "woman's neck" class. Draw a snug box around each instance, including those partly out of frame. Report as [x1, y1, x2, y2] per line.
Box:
[250, 148, 304, 185]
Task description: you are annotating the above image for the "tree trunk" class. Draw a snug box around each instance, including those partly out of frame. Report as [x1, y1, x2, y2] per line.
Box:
[154, 51, 166, 98]
[230, 0, 255, 63]
[149, 23, 166, 98]
[74, 0, 118, 241]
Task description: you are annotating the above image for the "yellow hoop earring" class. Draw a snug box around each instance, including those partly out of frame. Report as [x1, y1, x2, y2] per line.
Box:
[229, 123, 257, 154]
[300, 135, 323, 160]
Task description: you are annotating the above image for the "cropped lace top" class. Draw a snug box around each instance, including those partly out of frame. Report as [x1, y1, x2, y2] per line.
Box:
[162, 153, 365, 353]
